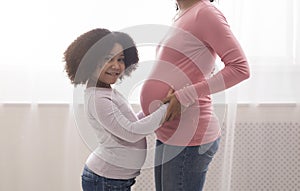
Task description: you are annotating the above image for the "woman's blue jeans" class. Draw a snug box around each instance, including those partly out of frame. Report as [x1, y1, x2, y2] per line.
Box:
[81, 165, 136, 191]
[155, 138, 220, 191]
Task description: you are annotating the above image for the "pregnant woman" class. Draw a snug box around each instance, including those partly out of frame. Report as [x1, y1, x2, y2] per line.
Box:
[140, 0, 250, 190]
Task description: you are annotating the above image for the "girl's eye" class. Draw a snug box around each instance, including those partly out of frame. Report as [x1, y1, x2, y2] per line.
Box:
[118, 58, 125, 62]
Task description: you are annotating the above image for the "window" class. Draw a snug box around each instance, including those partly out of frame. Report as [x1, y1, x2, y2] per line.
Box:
[1, 0, 299, 104]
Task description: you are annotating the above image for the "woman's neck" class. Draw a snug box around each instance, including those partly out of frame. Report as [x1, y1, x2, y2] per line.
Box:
[176, 0, 201, 11]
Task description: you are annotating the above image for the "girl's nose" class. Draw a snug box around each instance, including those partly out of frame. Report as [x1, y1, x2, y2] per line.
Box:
[111, 60, 121, 69]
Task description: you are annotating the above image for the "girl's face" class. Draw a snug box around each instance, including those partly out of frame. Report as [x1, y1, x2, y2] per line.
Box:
[96, 43, 125, 85]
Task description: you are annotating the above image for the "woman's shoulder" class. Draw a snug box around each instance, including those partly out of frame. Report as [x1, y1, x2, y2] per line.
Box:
[195, 2, 225, 20]
[193, 2, 228, 32]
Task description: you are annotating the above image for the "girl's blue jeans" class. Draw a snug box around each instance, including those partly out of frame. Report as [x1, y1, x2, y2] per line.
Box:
[81, 165, 136, 191]
[155, 138, 220, 191]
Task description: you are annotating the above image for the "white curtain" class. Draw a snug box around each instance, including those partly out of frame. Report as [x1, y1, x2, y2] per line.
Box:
[1, 0, 299, 103]
[0, 0, 175, 103]
[213, 1, 300, 190]
[217, 0, 300, 103]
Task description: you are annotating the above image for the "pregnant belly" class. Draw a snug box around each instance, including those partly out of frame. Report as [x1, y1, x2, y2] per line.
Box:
[140, 79, 170, 115]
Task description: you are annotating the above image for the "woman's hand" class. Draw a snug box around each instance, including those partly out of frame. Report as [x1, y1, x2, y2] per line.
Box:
[162, 89, 182, 122]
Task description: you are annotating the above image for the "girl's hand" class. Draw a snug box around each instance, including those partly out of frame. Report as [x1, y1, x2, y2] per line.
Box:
[162, 88, 175, 104]
[162, 89, 182, 122]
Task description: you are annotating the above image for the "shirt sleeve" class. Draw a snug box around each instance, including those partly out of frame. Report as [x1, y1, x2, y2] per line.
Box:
[136, 110, 146, 119]
[175, 6, 250, 107]
[89, 96, 168, 143]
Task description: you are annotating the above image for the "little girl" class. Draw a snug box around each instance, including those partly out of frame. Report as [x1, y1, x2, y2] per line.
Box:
[64, 28, 169, 191]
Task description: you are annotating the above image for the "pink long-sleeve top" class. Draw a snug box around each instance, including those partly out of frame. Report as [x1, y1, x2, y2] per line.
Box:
[140, 0, 250, 146]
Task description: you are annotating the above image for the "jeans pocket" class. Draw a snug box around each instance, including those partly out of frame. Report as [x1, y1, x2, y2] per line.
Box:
[82, 174, 98, 191]
[105, 178, 136, 190]
[198, 138, 220, 157]
[82, 174, 96, 183]
[81, 165, 99, 191]
[205, 138, 220, 158]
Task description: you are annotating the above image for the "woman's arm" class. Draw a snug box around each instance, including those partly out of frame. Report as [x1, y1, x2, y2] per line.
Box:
[163, 6, 250, 121]
[175, 6, 250, 107]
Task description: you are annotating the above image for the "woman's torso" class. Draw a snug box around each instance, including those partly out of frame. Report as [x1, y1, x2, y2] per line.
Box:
[140, 0, 221, 146]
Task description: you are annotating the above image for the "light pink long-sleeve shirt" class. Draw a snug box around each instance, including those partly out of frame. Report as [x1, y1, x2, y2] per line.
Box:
[84, 87, 167, 179]
[140, 0, 250, 146]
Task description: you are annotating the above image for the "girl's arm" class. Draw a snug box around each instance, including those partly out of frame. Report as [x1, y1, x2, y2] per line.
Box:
[136, 110, 145, 120]
[89, 96, 167, 143]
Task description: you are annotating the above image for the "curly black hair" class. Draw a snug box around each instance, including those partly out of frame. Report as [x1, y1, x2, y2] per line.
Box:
[63, 28, 139, 85]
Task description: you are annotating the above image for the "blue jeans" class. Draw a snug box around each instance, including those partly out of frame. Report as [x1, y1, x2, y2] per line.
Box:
[81, 165, 136, 191]
[155, 138, 220, 191]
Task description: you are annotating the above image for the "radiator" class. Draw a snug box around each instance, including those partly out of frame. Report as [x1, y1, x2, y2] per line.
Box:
[133, 105, 300, 191]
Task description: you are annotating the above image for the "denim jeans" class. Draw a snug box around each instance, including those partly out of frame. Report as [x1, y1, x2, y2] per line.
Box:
[81, 165, 136, 191]
[155, 138, 220, 191]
